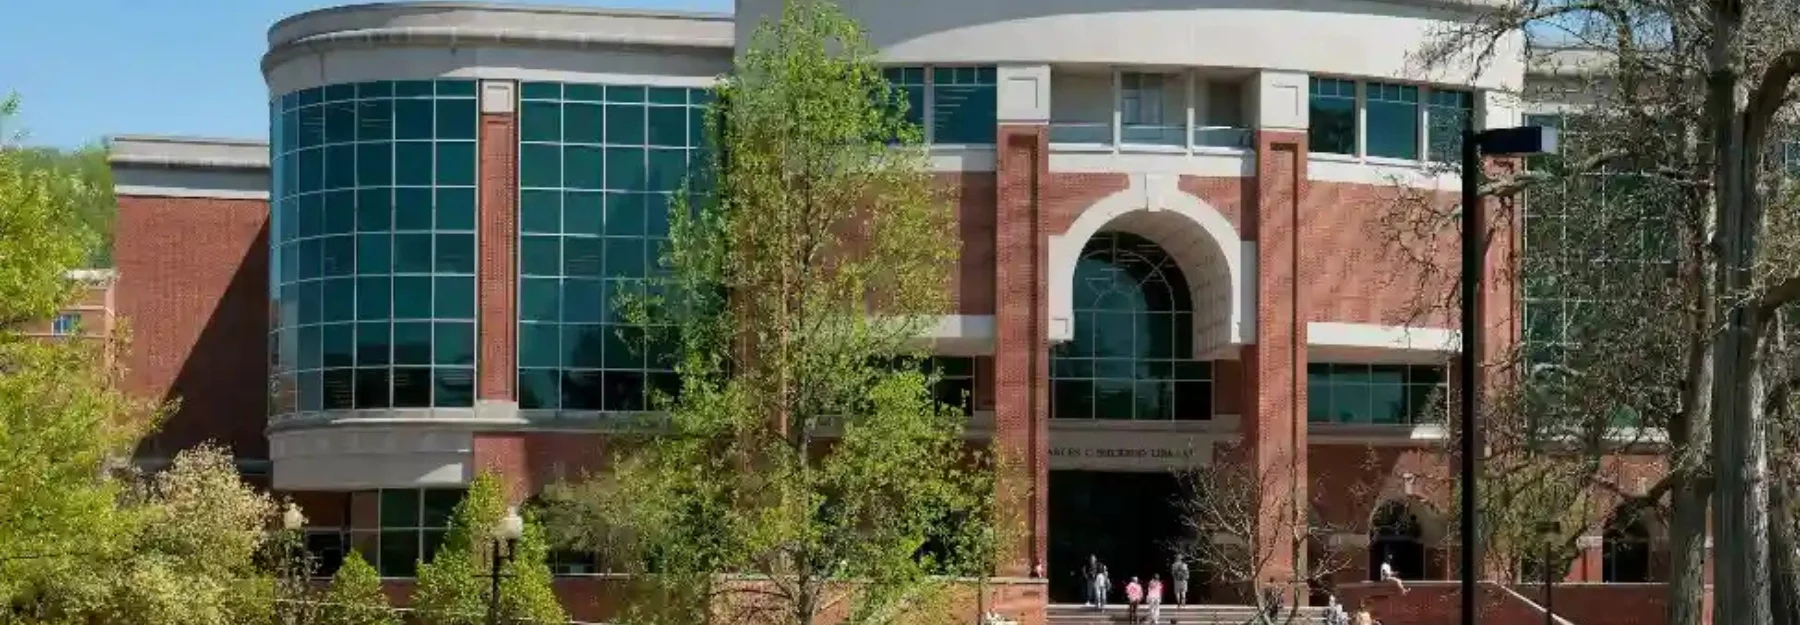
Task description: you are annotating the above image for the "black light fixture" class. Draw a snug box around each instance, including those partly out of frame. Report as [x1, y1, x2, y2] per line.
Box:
[1535, 520, 1562, 625]
[1459, 118, 1560, 625]
[488, 506, 526, 625]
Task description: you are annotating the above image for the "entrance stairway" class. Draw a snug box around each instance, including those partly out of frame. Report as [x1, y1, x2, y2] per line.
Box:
[1049, 603, 1330, 625]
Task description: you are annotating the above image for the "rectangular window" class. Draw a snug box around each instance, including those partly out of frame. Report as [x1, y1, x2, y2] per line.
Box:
[51, 313, 78, 336]
[1120, 72, 1184, 146]
[930, 66, 997, 144]
[1308, 78, 1357, 156]
[1306, 363, 1446, 425]
[1426, 89, 1474, 163]
[1365, 82, 1421, 160]
[373, 488, 465, 578]
[882, 67, 927, 131]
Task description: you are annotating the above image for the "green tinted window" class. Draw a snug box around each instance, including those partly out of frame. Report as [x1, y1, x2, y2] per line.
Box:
[1306, 363, 1446, 425]
[269, 80, 479, 417]
[518, 81, 707, 411]
[1308, 78, 1357, 156]
[1050, 232, 1211, 421]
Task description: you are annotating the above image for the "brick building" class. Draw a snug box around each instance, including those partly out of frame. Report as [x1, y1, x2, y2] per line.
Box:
[103, 2, 1689, 623]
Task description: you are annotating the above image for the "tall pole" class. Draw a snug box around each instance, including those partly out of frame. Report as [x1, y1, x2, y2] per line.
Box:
[488, 540, 503, 625]
[1458, 118, 1483, 625]
[1542, 542, 1553, 625]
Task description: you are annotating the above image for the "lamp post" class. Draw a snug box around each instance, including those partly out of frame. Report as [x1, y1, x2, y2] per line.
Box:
[1458, 117, 1559, 625]
[488, 506, 526, 625]
[1535, 521, 1561, 625]
[279, 502, 309, 625]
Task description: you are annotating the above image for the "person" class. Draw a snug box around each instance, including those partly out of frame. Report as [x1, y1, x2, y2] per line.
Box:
[1352, 601, 1374, 625]
[1378, 554, 1408, 595]
[1322, 594, 1348, 625]
[1093, 562, 1112, 611]
[1125, 576, 1144, 623]
[1171, 557, 1189, 607]
[1146, 575, 1165, 624]
[1260, 579, 1284, 622]
[1082, 555, 1101, 607]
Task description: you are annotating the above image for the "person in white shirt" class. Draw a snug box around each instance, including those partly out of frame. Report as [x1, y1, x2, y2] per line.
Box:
[1378, 554, 1408, 595]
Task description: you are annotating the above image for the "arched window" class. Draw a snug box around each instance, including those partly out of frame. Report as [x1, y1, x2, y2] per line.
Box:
[1051, 232, 1212, 421]
[1602, 509, 1653, 582]
[1369, 500, 1428, 581]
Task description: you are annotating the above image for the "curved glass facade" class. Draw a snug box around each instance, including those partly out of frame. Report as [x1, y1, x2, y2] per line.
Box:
[1049, 232, 1212, 421]
[515, 82, 708, 412]
[270, 80, 480, 417]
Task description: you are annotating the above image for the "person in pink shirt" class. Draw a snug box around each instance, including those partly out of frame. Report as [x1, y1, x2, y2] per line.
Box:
[1125, 577, 1144, 623]
[1145, 575, 1165, 624]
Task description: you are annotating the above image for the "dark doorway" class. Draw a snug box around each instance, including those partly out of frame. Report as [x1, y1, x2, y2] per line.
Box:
[1368, 500, 1427, 581]
[1048, 470, 1189, 604]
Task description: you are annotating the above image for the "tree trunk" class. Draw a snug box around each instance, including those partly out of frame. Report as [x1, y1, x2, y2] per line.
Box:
[1665, 478, 1711, 625]
[1706, 0, 1774, 622]
[1767, 377, 1800, 625]
[1770, 474, 1800, 625]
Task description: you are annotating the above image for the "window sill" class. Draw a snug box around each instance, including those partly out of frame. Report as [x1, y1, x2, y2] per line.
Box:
[1192, 145, 1252, 156]
[1119, 143, 1188, 154]
[1047, 142, 1115, 153]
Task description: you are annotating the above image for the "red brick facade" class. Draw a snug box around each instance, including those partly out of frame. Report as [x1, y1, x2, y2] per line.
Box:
[478, 108, 520, 402]
[114, 193, 271, 463]
[114, 122, 1672, 624]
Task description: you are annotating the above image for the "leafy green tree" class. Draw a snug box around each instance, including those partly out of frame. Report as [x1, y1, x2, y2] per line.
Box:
[545, 3, 996, 625]
[414, 473, 564, 625]
[318, 551, 400, 625]
[0, 93, 158, 618]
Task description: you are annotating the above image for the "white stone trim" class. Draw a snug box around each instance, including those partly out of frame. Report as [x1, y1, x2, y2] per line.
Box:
[1330, 533, 1372, 548]
[269, 425, 478, 491]
[1047, 173, 1252, 358]
[1575, 535, 1603, 549]
[114, 185, 270, 201]
[1047, 150, 1253, 177]
[1309, 423, 1450, 445]
[906, 314, 996, 356]
[1309, 322, 1459, 351]
[929, 146, 997, 172]
[1307, 155, 1463, 190]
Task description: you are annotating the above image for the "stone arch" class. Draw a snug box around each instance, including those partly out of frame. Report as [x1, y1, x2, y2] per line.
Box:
[1601, 502, 1659, 582]
[1366, 496, 1445, 581]
[1048, 174, 1252, 360]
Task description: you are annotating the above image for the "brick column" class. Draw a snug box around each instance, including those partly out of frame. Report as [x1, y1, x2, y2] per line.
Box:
[477, 80, 519, 405]
[1244, 128, 1310, 593]
[994, 124, 1050, 575]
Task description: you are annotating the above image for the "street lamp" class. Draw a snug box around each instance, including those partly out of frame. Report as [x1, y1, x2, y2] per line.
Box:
[488, 506, 526, 625]
[278, 502, 310, 625]
[1458, 117, 1559, 625]
[1535, 521, 1561, 625]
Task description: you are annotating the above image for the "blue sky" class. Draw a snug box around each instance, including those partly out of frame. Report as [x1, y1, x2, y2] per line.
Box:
[1, 0, 732, 149]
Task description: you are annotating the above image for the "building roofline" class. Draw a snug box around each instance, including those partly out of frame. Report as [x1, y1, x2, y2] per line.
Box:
[107, 135, 270, 171]
[264, 1, 734, 79]
[268, 1, 732, 39]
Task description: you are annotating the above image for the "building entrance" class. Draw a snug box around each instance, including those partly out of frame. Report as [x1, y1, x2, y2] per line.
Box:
[1047, 470, 1191, 604]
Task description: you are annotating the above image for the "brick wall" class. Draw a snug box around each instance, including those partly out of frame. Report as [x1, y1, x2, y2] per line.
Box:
[478, 109, 520, 402]
[114, 194, 271, 461]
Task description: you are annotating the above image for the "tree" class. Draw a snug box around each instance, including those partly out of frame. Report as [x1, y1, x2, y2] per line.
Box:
[1380, 2, 1800, 624]
[0, 93, 161, 618]
[1172, 446, 1369, 624]
[414, 473, 564, 625]
[318, 551, 401, 625]
[544, 2, 993, 625]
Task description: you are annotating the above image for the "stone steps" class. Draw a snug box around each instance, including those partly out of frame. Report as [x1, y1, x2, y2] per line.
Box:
[1048, 604, 1330, 625]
